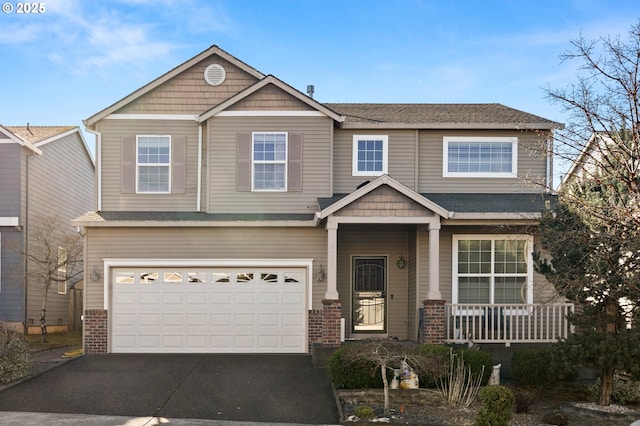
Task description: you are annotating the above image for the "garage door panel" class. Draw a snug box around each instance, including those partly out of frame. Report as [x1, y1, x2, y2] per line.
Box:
[186, 313, 207, 326]
[162, 335, 184, 348]
[138, 314, 161, 326]
[258, 313, 278, 326]
[162, 314, 184, 326]
[112, 267, 307, 353]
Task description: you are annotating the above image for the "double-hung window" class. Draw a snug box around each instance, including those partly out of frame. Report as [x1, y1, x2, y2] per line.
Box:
[352, 135, 388, 176]
[253, 132, 287, 191]
[452, 235, 532, 305]
[137, 136, 171, 193]
[443, 137, 517, 178]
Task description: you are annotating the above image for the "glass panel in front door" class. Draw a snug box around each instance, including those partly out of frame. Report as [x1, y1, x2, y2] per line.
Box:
[353, 257, 386, 332]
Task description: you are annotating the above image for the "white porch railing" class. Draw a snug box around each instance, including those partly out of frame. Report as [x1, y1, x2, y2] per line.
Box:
[445, 303, 574, 344]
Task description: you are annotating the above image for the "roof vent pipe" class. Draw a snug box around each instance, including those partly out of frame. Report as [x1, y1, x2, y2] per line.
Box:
[306, 85, 314, 98]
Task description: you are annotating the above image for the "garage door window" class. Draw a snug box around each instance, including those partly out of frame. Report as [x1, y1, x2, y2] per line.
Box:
[188, 272, 207, 283]
[140, 272, 158, 284]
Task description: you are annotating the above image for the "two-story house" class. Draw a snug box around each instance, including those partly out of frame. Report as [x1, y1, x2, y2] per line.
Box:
[0, 125, 95, 334]
[76, 45, 571, 354]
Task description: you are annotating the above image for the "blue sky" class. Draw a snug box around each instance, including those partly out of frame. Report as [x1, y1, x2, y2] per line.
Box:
[1, 0, 639, 168]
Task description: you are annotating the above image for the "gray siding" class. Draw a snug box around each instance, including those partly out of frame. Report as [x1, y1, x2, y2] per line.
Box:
[0, 143, 25, 324]
[97, 120, 199, 211]
[333, 129, 418, 193]
[0, 144, 21, 217]
[418, 130, 547, 193]
[207, 115, 332, 214]
[84, 227, 328, 311]
[0, 230, 25, 322]
[25, 131, 95, 326]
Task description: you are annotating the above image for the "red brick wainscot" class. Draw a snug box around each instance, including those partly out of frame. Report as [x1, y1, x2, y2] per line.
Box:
[84, 309, 108, 354]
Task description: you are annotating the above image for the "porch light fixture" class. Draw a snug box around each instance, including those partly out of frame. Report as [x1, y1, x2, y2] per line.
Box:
[90, 266, 101, 282]
[397, 254, 406, 269]
[316, 264, 325, 282]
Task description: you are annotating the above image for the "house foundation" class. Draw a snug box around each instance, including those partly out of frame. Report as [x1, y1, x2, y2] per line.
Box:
[84, 309, 108, 354]
[422, 299, 446, 344]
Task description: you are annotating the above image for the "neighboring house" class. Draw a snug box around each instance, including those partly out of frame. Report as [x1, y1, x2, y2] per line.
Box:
[0, 125, 95, 333]
[76, 45, 569, 354]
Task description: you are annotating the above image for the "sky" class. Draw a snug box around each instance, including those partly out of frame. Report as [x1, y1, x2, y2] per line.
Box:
[1, 0, 639, 176]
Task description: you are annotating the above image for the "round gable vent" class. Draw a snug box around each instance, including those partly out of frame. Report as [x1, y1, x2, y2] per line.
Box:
[204, 64, 226, 86]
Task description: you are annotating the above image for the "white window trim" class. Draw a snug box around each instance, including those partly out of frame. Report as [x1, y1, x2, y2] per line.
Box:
[136, 135, 171, 194]
[352, 135, 388, 177]
[57, 246, 68, 295]
[451, 234, 533, 305]
[443, 136, 518, 178]
[251, 132, 288, 192]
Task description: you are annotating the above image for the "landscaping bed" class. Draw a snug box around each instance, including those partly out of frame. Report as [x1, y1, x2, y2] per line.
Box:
[337, 388, 640, 425]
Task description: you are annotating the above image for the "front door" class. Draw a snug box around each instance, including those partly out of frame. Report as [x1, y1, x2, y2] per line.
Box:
[352, 257, 386, 332]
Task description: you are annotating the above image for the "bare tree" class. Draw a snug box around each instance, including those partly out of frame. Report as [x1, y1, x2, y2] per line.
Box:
[537, 20, 640, 406]
[25, 215, 83, 343]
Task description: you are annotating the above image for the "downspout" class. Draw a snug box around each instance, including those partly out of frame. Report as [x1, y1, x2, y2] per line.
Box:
[86, 129, 102, 211]
[546, 137, 553, 192]
[197, 124, 202, 212]
[23, 152, 31, 334]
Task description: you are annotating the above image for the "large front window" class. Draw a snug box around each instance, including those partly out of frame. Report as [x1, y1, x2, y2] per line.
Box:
[453, 235, 532, 304]
[253, 132, 287, 191]
[137, 136, 170, 193]
[443, 137, 517, 177]
[352, 135, 388, 176]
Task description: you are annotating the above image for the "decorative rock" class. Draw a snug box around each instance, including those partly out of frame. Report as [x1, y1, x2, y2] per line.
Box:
[541, 410, 569, 425]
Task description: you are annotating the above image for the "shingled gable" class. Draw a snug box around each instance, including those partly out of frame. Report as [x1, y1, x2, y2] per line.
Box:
[317, 174, 451, 220]
[198, 75, 345, 123]
[0, 125, 42, 155]
[83, 45, 266, 128]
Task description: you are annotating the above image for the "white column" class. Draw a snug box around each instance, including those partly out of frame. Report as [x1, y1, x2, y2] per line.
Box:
[325, 219, 339, 300]
[428, 222, 442, 300]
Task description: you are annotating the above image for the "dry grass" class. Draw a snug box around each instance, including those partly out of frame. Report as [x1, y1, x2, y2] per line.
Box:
[26, 330, 82, 351]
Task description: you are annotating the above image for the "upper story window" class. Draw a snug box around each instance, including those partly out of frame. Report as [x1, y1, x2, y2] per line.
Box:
[352, 135, 388, 176]
[253, 132, 287, 191]
[443, 137, 517, 178]
[452, 235, 532, 305]
[137, 136, 171, 193]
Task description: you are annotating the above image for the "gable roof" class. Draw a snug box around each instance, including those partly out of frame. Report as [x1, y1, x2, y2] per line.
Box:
[325, 103, 563, 130]
[317, 174, 451, 219]
[84, 45, 266, 128]
[0, 124, 44, 154]
[3, 125, 94, 166]
[198, 75, 344, 123]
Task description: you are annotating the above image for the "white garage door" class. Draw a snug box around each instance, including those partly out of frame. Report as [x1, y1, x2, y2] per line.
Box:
[111, 267, 307, 353]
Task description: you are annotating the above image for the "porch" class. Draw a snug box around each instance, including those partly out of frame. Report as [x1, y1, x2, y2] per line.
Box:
[445, 303, 574, 345]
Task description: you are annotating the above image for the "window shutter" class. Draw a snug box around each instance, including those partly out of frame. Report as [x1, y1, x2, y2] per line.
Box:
[172, 136, 186, 193]
[121, 135, 136, 194]
[236, 133, 252, 192]
[288, 133, 303, 192]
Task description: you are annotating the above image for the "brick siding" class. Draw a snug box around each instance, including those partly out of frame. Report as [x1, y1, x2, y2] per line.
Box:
[84, 309, 108, 354]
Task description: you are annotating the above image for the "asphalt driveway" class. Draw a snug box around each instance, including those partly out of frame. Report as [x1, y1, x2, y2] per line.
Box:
[0, 354, 340, 424]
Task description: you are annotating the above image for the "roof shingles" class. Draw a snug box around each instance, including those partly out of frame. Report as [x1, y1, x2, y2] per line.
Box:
[324, 103, 561, 128]
[5, 126, 76, 144]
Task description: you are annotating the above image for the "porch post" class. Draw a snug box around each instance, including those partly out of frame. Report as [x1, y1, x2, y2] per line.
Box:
[428, 222, 441, 300]
[325, 220, 339, 300]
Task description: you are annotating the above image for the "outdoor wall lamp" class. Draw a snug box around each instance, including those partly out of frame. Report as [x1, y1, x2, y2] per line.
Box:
[397, 254, 406, 269]
[90, 266, 101, 282]
[316, 264, 325, 282]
